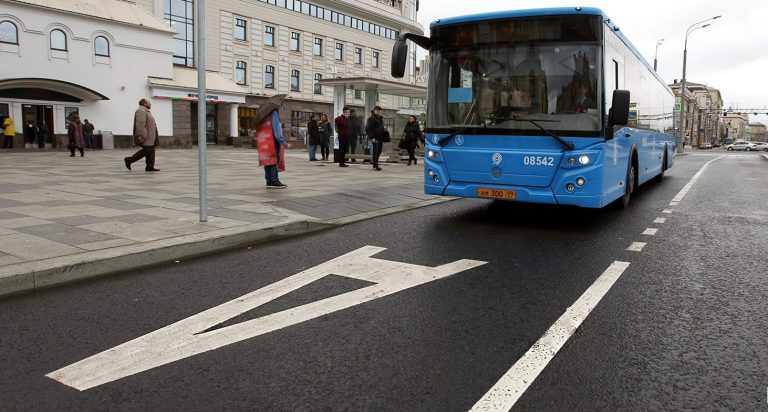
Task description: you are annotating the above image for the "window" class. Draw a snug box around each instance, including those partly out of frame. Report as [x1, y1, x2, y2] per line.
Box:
[50, 29, 67, 51]
[335, 42, 343, 61]
[314, 73, 322, 94]
[235, 60, 247, 85]
[265, 65, 275, 88]
[354, 89, 362, 100]
[235, 18, 247, 41]
[0, 21, 18, 44]
[313, 37, 322, 56]
[372, 51, 380, 68]
[94, 36, 109, 57]
[290, 32, 300, 51]
[264, 26, 275, 47]
[163, 0, 194, 67]
[354, 47, 362, 65]
[291, 69, 300, 91]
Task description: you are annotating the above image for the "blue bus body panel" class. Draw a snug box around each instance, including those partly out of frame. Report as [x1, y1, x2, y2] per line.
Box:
[424, 129, 675, 208]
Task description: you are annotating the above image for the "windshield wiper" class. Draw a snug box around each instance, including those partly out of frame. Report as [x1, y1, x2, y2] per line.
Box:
[497, 116, 575, 151]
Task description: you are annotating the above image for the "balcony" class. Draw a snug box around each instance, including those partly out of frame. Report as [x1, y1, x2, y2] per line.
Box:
[373, 0, 400, 8]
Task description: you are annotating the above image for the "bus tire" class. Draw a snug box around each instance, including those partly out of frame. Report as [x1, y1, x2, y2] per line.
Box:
[621, 158, 636, 209]
[654, 148, 667, 183]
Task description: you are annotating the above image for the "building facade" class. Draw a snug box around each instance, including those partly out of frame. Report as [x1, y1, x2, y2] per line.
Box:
[747, 123, 766, 142]
[721, 113, 748, 143]
[0, 0, 176, 148]
[669, 80, 723, 148]
[136, 0, 423, 145]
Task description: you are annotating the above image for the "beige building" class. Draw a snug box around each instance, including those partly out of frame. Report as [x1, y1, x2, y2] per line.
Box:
[133, 0, 424, 146]
[748, 123, 767, 142]
[670, 81, 723, 147]
[721, 113, 748, 143]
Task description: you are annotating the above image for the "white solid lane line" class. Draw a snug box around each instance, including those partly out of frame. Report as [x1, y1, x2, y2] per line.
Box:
[671, 155, 725, 203]
[469, 261, 631, 412]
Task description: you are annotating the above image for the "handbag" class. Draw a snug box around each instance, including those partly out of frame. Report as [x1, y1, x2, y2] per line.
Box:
[381, 130, 391, 143]
[67, 139, 75, 150]
[398, 137, 407, 149]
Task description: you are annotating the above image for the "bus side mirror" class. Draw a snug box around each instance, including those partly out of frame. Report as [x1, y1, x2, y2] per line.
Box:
[608, 89, 630, 127]
[391, 38, 408, 78]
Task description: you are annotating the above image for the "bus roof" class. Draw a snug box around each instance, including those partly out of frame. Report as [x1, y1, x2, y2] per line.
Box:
[429, 7, 607, 29]
[429, 7, 672, 94]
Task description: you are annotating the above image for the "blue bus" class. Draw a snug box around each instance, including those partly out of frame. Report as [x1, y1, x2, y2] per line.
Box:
[391, 7, 675, 208]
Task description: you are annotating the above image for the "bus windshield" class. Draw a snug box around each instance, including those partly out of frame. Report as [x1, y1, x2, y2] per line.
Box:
[429, 15, 603, 136]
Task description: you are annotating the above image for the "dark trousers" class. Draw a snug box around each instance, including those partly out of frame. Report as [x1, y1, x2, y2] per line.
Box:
[127, 145, 156, 170]
[85, 135, 96, 149]
[338, 138, 348, 165]
[348, 137, 357, 158]
[70, 146, 84, 156]
[264, 164, 279, 183]
[3, 136, 13, 148]
[407, 142, 417, 163]
[320, 140, 330, 160]
[372, 140, 384, 168]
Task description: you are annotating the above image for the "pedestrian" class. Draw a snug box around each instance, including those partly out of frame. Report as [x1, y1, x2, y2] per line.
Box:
[348, 109, 361, 163]
[254, 94, 291, 188]
[334, 107, 351, 167]
[83, 119, 96, 149]
[403, 115, 422, 166]
[366, 106, 386, 171]
[124, 98, 160, 172]
[37, 120, 48, 149]
[319, 113, 333, 161]
[307, 113, 321, 161]
[24, 120, 37, 148]
[0, 115, 12, 149]
[67, 113, 85, 157]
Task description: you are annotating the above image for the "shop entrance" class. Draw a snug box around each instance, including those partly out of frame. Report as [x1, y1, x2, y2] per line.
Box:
[191, 102, 218, 144]
[21, 104, 55, 147]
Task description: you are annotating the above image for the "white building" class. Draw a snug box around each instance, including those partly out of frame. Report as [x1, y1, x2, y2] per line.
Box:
[0, 0, 177, 148]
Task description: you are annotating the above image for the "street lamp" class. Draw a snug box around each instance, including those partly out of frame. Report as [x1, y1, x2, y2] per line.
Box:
[679, 15, 721, 154]
[654, 38, 664, 71]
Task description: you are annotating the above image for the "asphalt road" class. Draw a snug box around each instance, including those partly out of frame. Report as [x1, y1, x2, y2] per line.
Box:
[1, 152, 766, 411]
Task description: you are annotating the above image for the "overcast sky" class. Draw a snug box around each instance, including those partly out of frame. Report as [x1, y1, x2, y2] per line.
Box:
[415, 0, 768, 124]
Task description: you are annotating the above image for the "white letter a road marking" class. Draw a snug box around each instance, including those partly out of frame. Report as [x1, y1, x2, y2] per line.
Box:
[47, 246, 487, 391]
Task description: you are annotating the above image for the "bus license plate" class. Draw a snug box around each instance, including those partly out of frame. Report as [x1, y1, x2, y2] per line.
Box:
[478, 188, 516, 200]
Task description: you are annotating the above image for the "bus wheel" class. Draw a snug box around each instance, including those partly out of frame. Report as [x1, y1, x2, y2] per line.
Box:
[655, 151, 667, 183]
[621, 162, 635, 208]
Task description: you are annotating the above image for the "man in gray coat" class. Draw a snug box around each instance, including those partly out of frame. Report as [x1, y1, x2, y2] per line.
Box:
[124, 98, 160, 172]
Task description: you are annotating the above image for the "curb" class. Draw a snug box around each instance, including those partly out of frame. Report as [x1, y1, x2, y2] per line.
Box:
[0, 197, 454, 299]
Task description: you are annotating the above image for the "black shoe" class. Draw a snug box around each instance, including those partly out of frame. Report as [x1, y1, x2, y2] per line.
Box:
[310, 158, 318, 161]
[350, 159, 357, 163]
[339, 164, 349, 167]
[146, 168, 160, 172]
[267, 181, 287, 189]
[374, 167, 382, 171]
[124, 158, 132, 170]
[407, 161, 412, 166]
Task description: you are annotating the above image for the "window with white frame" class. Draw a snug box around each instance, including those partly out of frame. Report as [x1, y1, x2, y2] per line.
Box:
[291, 69, 300, 91]
[314, 73, 322, 94]
[335, 42, 344, 61]
[0, 21, 18, 44]
[50, 29, 67, 51]
[313, 37, 322, 56]
[372, 50, 380, 68]
[264, 25, 275, 47]
[94, 36, 110, 57]
[354, 47, 362, 64]
[265, 65, 275, 88]
[235, 60, 247, 85]
[290, 32, 300, 51]
[235, 18, 247, 41]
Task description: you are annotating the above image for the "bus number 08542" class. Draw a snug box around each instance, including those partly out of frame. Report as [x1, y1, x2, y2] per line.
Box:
[523, 156, 555, 166]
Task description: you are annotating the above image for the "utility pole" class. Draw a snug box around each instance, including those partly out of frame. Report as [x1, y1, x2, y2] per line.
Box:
[197, 0, 208, 222]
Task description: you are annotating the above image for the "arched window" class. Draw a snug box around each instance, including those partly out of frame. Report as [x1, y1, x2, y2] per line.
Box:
[0, 21, 18, 44]
[94, 36, 110, 57]
[50, 29, 67, 51]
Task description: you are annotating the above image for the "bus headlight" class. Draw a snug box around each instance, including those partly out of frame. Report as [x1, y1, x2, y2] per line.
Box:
[427, 150, 440, 160]
[428, 169, 434, 177]
[567, 157, 576, 166]
[566, 183, 576, 192]
[576, 177, 586, 187]
[578, 155, 590, 165]
[433, 175, 440, 183]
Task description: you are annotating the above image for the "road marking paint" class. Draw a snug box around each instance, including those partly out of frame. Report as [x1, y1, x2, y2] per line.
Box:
[626, 242, 646, 252]
[662, 209, 673, 214]
[642, 228, 658, 236]
[654, 217, 666, 224]
[46, 246, 487, 391]
[669, 201, 679, 206]
[469, 261, 631, 412]
[671, 155, 725, 203]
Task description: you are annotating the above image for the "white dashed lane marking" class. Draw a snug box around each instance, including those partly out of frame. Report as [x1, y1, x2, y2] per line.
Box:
[642, 228, 659, 236]
[626, 242, 647, 252]
[654, 217, 666, 224]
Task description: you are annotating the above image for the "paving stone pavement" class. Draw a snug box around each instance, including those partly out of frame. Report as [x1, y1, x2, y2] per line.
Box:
[0, 147, 445, 297]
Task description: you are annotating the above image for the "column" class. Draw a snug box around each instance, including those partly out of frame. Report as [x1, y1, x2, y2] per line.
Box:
[230, 104, 239, 140]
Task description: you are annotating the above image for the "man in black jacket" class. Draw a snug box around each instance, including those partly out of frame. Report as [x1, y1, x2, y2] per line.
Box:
[347, 109, 361, 163]
[365, 106, 386, 171]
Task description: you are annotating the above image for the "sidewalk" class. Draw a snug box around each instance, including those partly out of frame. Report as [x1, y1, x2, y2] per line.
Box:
[0, 147, 445, 298]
